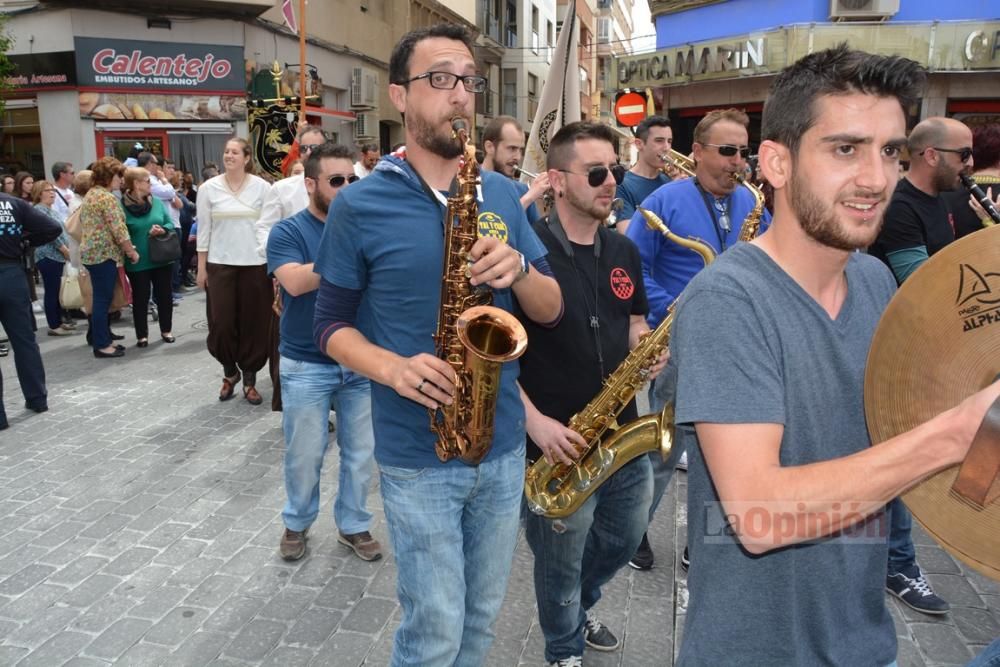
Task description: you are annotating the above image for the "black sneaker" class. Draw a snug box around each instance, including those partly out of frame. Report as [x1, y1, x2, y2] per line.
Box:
[680, 546, 690, 572]
[583, 610, 619, 651]
[549, 657, 582, 667]
[886, 565, 949, 615]
[628, 533, 654, 570]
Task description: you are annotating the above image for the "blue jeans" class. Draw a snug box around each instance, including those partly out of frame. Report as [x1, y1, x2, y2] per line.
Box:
[0, 262, 47, 425]
[886, 496, 916, 576]
[280, 356, 375, 535]
[524, 455, 652, 662]
[380, 446, 524, 667]
[647, 364, 685, 522]
[84, 260, 118, 350]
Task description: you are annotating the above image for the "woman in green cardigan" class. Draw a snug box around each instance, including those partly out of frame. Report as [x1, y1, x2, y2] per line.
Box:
[121, 167, 176, 347]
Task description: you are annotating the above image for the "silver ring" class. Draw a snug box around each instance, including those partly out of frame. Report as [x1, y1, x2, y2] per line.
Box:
[416, 379, 426, 393]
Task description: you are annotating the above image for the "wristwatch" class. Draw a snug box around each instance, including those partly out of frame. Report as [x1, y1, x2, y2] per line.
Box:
[512, 251, 529, 284]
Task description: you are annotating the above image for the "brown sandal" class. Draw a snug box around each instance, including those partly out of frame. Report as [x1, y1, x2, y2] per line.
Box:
[219, 373, 240, 401]
[243, 385, 263, 405]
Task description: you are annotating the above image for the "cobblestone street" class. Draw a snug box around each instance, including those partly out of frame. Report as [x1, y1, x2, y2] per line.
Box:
[0, 291, 997, 666]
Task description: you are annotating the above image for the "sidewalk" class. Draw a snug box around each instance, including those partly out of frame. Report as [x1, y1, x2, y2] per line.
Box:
[0, 291, 996, 666]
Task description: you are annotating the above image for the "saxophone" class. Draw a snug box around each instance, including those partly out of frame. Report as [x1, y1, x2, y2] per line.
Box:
[524, 207, 715, 518]
[733, 171, 765, 241]
[430, 118, 529, 466]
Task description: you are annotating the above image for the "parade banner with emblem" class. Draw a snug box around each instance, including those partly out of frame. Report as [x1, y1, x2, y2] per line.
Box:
[522, 0, 581, 182]
[249, 103, 297, 179]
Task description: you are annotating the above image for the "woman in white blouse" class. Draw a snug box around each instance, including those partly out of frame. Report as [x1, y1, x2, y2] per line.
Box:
[196, 137, 273, 405]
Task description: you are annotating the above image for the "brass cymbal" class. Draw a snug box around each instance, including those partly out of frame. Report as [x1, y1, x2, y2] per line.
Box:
[865, 225, 1000, 582]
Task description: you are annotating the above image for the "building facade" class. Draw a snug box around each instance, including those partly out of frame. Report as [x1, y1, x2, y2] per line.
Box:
[615, 0, 1000, 151]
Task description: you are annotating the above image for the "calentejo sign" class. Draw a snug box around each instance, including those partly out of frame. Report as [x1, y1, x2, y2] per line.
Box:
[618, 37, 766, 87]
[74, 37, 245, 92]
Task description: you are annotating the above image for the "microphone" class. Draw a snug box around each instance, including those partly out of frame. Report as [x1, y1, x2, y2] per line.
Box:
[961, 174, 1000, 225]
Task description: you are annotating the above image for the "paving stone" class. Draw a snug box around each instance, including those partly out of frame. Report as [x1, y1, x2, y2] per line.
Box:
[139, 522, 192, 549]
[48, 556, 110, 586]
[152, 538, 206, 568]
[237, 565, 293, 599]
[127, 586, 190, 621]
[256, 586, 318, 621]
[63, 657, 112, 667]
[951, 606, 1000, 645]
[897, 636, 928, 667]
[159, 630, 230, 666]
[82, 617, 153, 661]
[200, 530, 256, 560]
[166, 556, 227, 589]
[71, 595, 138, 634]
[340, 597, 397, 634]
[101, 547, 158, 577]
[314, 575, 367, 610]
[223, 618, 287, 661]
[314, 630, 376, 666]
[6, 606, 80, 649]
[910, 621, 975, 664]
[261, 645, 314, 667]
[183, 574, 243, 610]
[62, 574, 124, 608]
[202, 595, 263, 634]
[219, 546, 274, 579]
[926, 573, 988, 609]
[16, 630, 92, 667]
[30, 520, 88, 549]
[283, 607, 343, 647]
[142, 606, 209, 646]
[36, 537, 98, 568]
[0, 563, 56, 595]
[0, 646, 28, 664]
[0, 582, 70, 619]
[115, 565, 174, 601]
[79, 513, 132, 541]
[111, 640, 170, 666]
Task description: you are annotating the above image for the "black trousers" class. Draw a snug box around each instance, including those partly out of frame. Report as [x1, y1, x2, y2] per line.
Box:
[127, 265, 174, 340]
[0, 262, 47, 424]
[205, 263, 271, 378]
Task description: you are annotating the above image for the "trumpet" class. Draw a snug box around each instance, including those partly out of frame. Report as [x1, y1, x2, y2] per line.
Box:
[513, 165, 538, 180]
[658, 149, 695, 179]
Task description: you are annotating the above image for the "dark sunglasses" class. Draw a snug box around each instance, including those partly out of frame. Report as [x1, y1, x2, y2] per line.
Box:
[559, 164, 626, 187]
[328, 174, 359, 188]
[921, 146, 973, 162]
[704, 143, 751, 159]
[301, 144, 323, 154]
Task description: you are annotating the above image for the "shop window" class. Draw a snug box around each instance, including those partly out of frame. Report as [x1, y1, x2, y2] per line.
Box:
[0, 105, 42, 176]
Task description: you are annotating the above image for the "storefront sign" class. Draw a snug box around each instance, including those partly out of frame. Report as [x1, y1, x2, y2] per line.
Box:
[5, 51, 77, 89]
[964, 29, 1000, 64]
[78, 91, 247, 121]
[75, 38, 245, 92]
[618, 37, 767, 87]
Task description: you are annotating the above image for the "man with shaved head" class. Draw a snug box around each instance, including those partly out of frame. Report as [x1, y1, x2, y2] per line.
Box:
[869, 115, 973, 617]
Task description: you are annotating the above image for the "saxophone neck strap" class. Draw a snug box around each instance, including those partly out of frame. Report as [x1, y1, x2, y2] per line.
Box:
[544, 207, 603, 259]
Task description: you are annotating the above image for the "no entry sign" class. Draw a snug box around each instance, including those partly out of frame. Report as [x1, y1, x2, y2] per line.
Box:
[614, 91, 647, 127]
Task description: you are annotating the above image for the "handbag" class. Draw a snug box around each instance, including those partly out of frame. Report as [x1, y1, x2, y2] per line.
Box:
[147, 229, 182, 264]
[59, 263, 84, 309]
[79, 266, 129, 313]
[64, 207, 83, 243]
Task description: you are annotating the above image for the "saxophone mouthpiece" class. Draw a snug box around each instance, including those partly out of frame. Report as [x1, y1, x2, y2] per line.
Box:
[451, 117, 469, 142]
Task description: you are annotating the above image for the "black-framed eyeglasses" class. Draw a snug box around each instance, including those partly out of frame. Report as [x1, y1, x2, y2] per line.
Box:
[327, 174, 359, 188]
[399, 71, 488, 94]
[920, 146, 973, 162]
[558, 164, 626, 187]
[703, 143, 751, 159]
[300, 144, 323, 154]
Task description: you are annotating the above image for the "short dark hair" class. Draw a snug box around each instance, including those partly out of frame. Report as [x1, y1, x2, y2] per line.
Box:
[547, 121, 618, 170]
[762, 43, 926, 156]
[359, 143, 379, 154]
[389, 24, 474, 86]
[162, 158, 175, 168]
[201, 163, 219, 182]
[51, 161, 72, 180]
[136, 152, 157, 168]
[973, 123, 1000, 171]
[635, 115, 671, 142]
[304, 143, 355, 180]
[483, 115, 522, 148]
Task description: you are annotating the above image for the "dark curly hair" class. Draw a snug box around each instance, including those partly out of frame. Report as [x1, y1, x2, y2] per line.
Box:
[972, 124, 1000, 171]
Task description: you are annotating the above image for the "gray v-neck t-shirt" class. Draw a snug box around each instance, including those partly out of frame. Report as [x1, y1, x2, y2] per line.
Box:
[672, 242, 898, 666]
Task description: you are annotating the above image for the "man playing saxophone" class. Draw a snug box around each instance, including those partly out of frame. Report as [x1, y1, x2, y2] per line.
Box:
[515, 121, 666, 667]
[312, 24, 562, 667]
[624, 108, 771, 570]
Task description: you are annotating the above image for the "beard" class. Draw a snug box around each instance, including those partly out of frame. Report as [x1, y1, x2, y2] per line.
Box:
[565, 185, 613, 221]
[932, 161, 961, 192]
[312, 189, 331, 217]
[790, 170, 882, 252]
[409, 109, 464, 159]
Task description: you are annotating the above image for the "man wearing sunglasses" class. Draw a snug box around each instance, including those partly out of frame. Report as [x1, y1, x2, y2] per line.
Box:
[515, 121, 664, 667]
[266, 143, 379, 565]
[624, 108, 771, 571]
[312, 24, 561, 666]
[867, 116, 973, 617]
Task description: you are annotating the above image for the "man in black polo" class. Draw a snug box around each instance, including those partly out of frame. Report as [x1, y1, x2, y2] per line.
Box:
[0, 193, 62, 430]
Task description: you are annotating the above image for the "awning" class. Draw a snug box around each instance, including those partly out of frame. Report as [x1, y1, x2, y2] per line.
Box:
[306, 106, 357, 120]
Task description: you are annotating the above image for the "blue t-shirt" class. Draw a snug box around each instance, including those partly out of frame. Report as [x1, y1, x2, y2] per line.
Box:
[267, 208, 330, 366]
[615, 170, 670, 223]
[625, 177, 771, 328]
[314, 156, 548, 468]
[513, 180, 541, 224]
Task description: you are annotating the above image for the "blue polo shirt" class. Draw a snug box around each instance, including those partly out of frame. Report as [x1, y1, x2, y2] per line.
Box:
[616, 170, 671, 223]
[267, 208, 330, 366]
[314, 155, 548, 468]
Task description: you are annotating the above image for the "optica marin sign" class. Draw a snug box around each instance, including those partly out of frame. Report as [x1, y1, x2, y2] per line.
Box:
[74, 37, 245, 92]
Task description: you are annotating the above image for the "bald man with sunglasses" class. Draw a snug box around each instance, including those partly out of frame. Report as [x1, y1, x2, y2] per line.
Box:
[623, 107, 771, 571]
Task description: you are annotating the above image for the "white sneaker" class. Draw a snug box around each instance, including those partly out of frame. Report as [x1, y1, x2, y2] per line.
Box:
[32, 301, 43, 313]
[549, 657, 582, 667]
[676, 450, 688, 471]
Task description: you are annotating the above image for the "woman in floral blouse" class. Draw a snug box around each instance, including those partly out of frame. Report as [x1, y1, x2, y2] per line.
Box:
[31, 180, 75, 337]
[79, 157, 139, 358]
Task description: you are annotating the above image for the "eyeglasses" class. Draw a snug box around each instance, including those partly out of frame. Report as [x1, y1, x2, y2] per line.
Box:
[327, 174, 359, 188]
[300, 144, 323, 154]
[920, 146, 973, 162]
[713, 199, 731, 232]
[399, 71, 488, 94]
[703, 143, 751, 159]
[558, 164, 626, 187]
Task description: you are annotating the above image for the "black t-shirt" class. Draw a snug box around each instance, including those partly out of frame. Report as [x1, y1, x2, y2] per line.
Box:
[0, 194, 61, 261]
[515, 218, 648, 462]
[869, 178, 954, 269]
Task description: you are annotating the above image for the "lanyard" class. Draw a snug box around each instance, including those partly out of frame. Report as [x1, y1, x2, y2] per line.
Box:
[693, 178, 730, 252]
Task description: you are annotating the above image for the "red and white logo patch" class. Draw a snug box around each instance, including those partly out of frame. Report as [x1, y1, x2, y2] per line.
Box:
[610, 267, 635, 300]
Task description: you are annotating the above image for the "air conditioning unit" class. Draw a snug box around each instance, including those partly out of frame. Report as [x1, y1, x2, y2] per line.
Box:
[350, 67, 378, 108]
[829, 0, 899, 21]
[354, 112, 376, 139]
